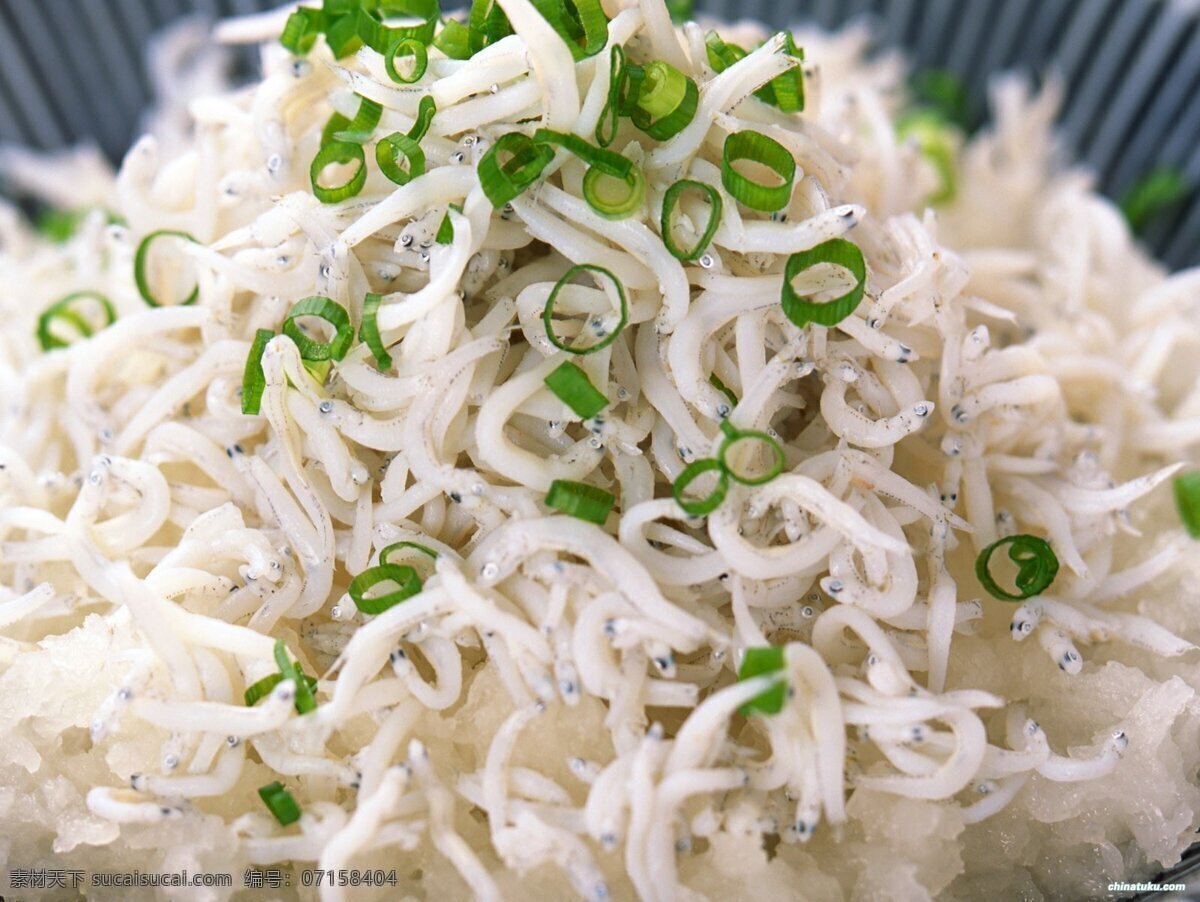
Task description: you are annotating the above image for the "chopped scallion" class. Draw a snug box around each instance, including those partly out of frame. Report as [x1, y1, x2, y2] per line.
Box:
[348, 563, 423, 614]
[241, 328, 275, 416]
[258, 782, 302, 825]
[359, 292, 391, 370]
[721, 131, 796, 212]
[737, 646, 787, 715]
[975, 534, 1060, 601]
[134, 230, 199, 307]
[780, 238, 867, 328]
[544, 360, 608, 419]
[661, 179, 723, 261]
[672, 457, 729, 517]
[309, 140, 367, 204]
[545, 479, 615, 524]
[282, 296, 354, 362]
[1173, 472, 1200, 538]
[543, 264, 628, 355]
[36, 291, 116, 351]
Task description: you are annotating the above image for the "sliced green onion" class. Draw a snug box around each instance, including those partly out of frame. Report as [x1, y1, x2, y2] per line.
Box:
[596, 45, 626, 147]
[36, 208, 86, 243]
[349, 563, 423, 614]
[408, 95, 437, 142]
[380, 540, 439, 564]
[330, 94, 383, 144]
[1121, 166, 1190, 233]
[631, 61, 698, 140]
[243, 670, 316, 707]
[582, 164, 645, 219]
[273, 639, 318, 714]
[530, 0, 607, 60]
[258, 782, 302, 826]
[241, 328, 275, 416]
[304, 359, 333, 384]
[281, 7, 327, 54]
[434, 203, 463, 245]
[1173, 472, 1200, 538]
[359, 292, 391, 370]
[310, 140, 367, 203]
[532, 128, 632, 179]
[737, 646, 787, 715]
[543, 264, 628, 355]
[721, 131, 796, 212]
[780, 238, 867, 328]
[243, 673, 283, 707]
[975, 534, 1060, 601]
[467, 0, 512, 55]
[706, 31, 804, 114]
[324, 0, 359, 15]
[661, 179, 723, 261]
[717, 420, 785, 486]
[910, 69, 976, 133]
[897, 109, 958, 205]
[325, 10, 364, 57]
[709, 372, 738, 408]
[543, 360, 608, 418]
[386, 37, 428, 83]
[283, 296, 354, 362]
[377, 132, 425, 185]
[545, 479, 614, 525]
[134, 229, 199, 307]
[477, 132, 555, 208]
[36, 291, 116, 351]
[765, 33, 805, 114]
[434, 18, 472, 58]
[672, 457, 729, 516]
[356, 0, 439, 52]
[705, 31, 746, 73]
[666, 0, 693, 22]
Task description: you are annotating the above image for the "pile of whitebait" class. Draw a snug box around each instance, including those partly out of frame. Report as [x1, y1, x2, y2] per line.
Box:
[2, 1, 1200, 898]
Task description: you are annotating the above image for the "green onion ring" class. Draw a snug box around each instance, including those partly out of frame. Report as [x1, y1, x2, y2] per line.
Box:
[241, 328, 275, 415]
[631, 61, 698, 140]
[376, 132, 425, 185]
[477, 132, 555, 208]
[1172, 472, 1200, 538]
[280, 7, 326, 54]
[582, 164, 645, 219]
[596, 45, 626, 147]
[386, 37, 428, 83]
[672, 457, 730, 516]
[434, 18, 472, 58]
[661, 179, 723, 261]
[258, 782, 302, 825]
[359, 292, 392, 370]
[349, 563, 424, 615]
[282, 296, 354, 362]
[380, 540, 439, 564]
[36, 291, 116, 351]
[309, 140, 367, 204]
[545, 479, 615, 525]
[780, 237, 867, 328]
[721, 131, 796, 212]
[542, 264, 628, 356]
[543, 360, 609, 419]
[134, 230, 199, 307]
[717, 420, 786, 486]
[737, 646, 787, 715]
[273, 639, 318, 714]
[975, 534, 1060, 601]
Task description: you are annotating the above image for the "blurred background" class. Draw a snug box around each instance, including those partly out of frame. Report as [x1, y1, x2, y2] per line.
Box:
[2, 0, 1200, 266]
